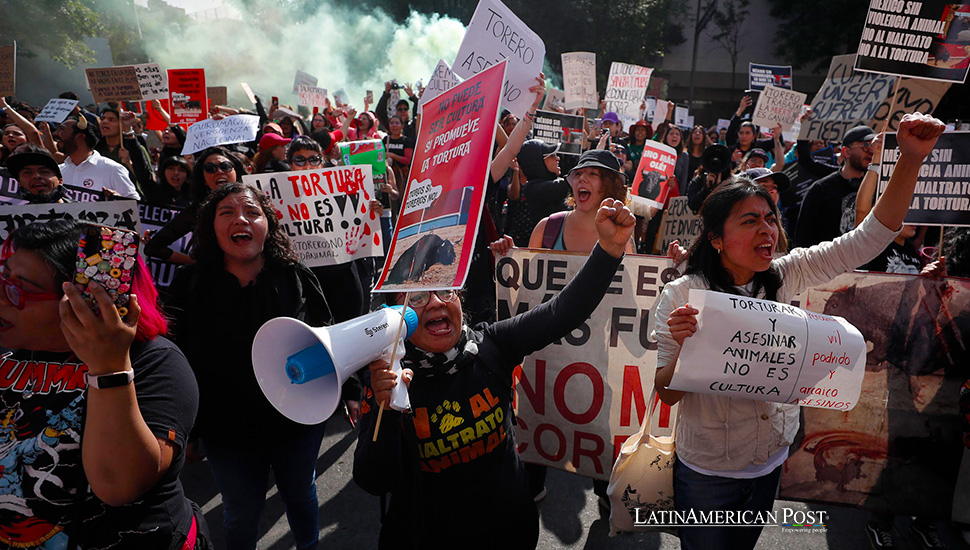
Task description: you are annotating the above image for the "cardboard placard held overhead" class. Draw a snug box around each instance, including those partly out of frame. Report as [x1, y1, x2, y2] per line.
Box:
[206, 86, 228, 106]
[453, 0, 545, 118]
[133, 62, 168, 100]
[533, 110, 585, 155]
[168, 69, 207, 124]
[0, 43, 15, 97]
[674, 105, 688, 127]
[542, 88, 565, 111]
[855, 2, 970, 83]
[34, 99, 79, 124]
[181, 114, 260, 155]
[748, 63, 793, 91]
[240, 82, 257, 105]
[292, 70, 318, 94]
[751, 85, 808, 132]
[799, 54, 897, 142]
[86, 66, 142, 103]
[631, 140, 678, 210]
[561, 52, 598, 110]
[870, 76, 951, 132]
[297, 85, 328, 108]
[417, 59, 461, 116]
[605, 62, 653, 130]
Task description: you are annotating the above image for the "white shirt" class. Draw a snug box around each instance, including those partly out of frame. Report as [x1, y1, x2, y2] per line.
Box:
[59, 150, 140, 200]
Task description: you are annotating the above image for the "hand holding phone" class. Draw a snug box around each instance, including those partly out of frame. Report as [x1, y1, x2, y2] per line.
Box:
[74, 224, 139, 316]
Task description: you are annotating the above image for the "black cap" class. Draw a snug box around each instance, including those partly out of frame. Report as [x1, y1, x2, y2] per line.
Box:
[743, 167, 790, 192]
[842, 125, 876, 146]
[7, 151, 62, 180]
[748, 148, 769, 161]
[568, 149, 622, 177]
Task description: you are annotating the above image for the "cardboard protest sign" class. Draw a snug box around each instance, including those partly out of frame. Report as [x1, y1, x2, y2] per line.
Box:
[496, 249, 680, 480]
[716, 118, 731, 132]
[0, 201, 141, 242]
[871, 77, 951, 132]
[168, 69, 207, 124]
[781, 271, 970, 519]
[542, 88, 565, 111]
[748, 63, 793, 91]
[605, 62, 652, 130]
[134, 63, 168, 100]
[34, 99, 79, 124]
[878, 131, 970, 226]
[856, 2, 970, 83]
[671, 289, 867, 410]
[533, 110, 585, 155]
[799, 54, 897, 142]
[751, 85, 808, 132]
[333, 89, 349, 106]
[453, 0, 545, 118]
[673, 105, 688, 127]
[338, 139, 388, 192]
[206, 86, 228, 106]
[644, 97, 656, 122]
[656, 197, 702, 254]
[86, 66, 142, 103]
[139, 202, 187, 292]
[417, 59, 461, 116]
[297, 85, 328, 108]
[292, 70, 318, 93]
[375, 61, 505, 292]
[0, 43, 15, 97]
[243, 165, 383, 267]
[181, 114, 259, 155]
[561, 52, 598, 110]
[240, 82, 257, 105]
[630, 140, 678, 210]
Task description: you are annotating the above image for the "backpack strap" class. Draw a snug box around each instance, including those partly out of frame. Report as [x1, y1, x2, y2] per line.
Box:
[541, 211, 568, 249]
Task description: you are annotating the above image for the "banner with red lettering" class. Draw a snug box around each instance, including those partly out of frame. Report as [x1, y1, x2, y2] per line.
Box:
[242, 165, 383, 267]
[630, 140, 678, 210]
[496, 248, 681, 480]
[167, 69, 207, 124]
[375, 60, 505, 292]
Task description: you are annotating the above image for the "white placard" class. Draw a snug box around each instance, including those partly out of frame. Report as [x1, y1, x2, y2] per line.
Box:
[181, 114, 260, 155]
[605, 62, 652, 130]
[298, 85, 329, 108]
[417, 59, 462, 116]
[453, 0, 546, 117]
[674, 105, 688, 127]
[542, 88, 565, 111]
[0, 201, 141, 242]
[751, 84, 808, 133]
[561, 52, 598, 111]
[240, 82, 257, 105]
[670, 289, 867, 411]
[133, 62, 168, 101]
[292, 70, 318, 94]
[34, 99, 79, 124]
[401, 178, 443, 216]
[651, 100, 668, 129]
[333, 89, 349, 106]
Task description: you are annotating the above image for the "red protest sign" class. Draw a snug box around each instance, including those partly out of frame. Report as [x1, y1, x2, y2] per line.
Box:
[145, 99, 170, 131]
[375, 60, 507, 292]
[167, 69, 207, 124]
[630, 140, 679, 210]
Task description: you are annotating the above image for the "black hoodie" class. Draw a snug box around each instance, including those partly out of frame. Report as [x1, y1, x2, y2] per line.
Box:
[518, 140, 569, 229]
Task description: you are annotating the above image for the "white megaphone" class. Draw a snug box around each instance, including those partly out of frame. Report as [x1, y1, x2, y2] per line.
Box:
[252, 305, 419, 425]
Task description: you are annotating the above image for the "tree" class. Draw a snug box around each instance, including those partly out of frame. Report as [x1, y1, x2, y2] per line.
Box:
[0, 0, 106, 67]
[707, 0, 749, 97]
[763, 0, 868, 71]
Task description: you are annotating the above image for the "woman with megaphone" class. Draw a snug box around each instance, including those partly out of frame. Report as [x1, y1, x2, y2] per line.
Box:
[354, 197, 635, 549]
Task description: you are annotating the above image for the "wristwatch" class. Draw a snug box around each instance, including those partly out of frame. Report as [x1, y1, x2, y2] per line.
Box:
[85, 369, 135, 389]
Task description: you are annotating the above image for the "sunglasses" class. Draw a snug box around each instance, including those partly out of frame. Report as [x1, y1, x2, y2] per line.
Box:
[0, 273, 59, 310]
[203, 161, 235, 174]
[396, 106, 409, 112]
[292, 155, 323, 167]
[405, 289, 457, 309]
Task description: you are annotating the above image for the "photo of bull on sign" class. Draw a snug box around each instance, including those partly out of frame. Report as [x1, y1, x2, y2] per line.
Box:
[653, 113, 945, 550]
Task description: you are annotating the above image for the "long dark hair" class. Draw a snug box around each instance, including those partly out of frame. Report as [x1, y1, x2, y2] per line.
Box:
[194, 182, 298, 272]
[190, 146, 246, 204]
[685, 178, 786, 300]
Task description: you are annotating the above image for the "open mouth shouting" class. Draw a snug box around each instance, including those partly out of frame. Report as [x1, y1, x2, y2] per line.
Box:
[423, 312, 453, 337]
[230, 231, 253, 245]
[755, 241, 774, 261]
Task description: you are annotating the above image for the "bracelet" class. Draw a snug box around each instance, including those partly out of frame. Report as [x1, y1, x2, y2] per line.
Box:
[525, 111, 536, 120]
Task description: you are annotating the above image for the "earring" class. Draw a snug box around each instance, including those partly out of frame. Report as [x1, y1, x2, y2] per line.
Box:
[716, 247, 722, 254]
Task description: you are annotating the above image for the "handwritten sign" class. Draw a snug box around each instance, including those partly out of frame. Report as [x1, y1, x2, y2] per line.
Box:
[605, 62, 652, 130]
[748, 63, 793, 91]
[453, 0, 545, 118]
[671, 289, 867, 410]
[751, 84, 808, 132]
[799, 54, 897, 142]
[656, 197, 702, 254]
[206, 86, 228, 106]
[34, 99, 79, 124]
[297, 85, 328, 108]
[292, 70, 318, 93]
[0, 43, 15, 97]
[86, 66, 142, 103]
[0, 201, 141, 243]
[418, 58, 461, 116]
[542, 88, 565, 111]
[243, 165, 383, 267]
[134, 62, 168, 100]
[168, 69, 207, 124]
[181, 114, 259, 155]
[562, 52, 598, 110]
[630, 140, 678, 210]
[533, 110, 585, 155]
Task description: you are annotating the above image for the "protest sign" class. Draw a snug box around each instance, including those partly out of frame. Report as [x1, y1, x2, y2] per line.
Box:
[453, 0, 545, 117]
[673, 105, 688, 127]
[334, 89, 349, 106]
[856, 2, 970, 83]
[243, 165, 383, 267]
[630, 140, 678, 210]
[386, 88, 401, 120]
[533, 110, 585, 155]
[670, 289, 867, 410]
[780, 271, 970, 519]
[417, 59, 461, 115]
[605, 62, 652, 130]
[716, 118, 730, 132]
[0, 201, 141, 243]
[139, 202, 187, 292]
[86, 66, 142, 103]
[168, 69, 207, 124]
[240, 82, 257, 105]
[375, 61, 505, 292]
[145, 99, 170, 131]
[562, 52, 598, 110]
[206, 86, 228, 106]
[496, 249, 680, 480]
[34, 99, 79, 124]
[651, 100, 668, 129]
[656, 197, 702, 253]
[133, 62, 168, 100]
[878, 131, 970, 227]
[799, 54, 897, 142]
[292, 70, 318, 93]
[542, 88, 565, 111]
[751, 84, 808, 132]
[870, 77, 951, 132]
[748, 63, 793, 91]
[0, 170, 25, 205]
[297, 85, 329, 108]
[338, 139, 388, 192]
[644, 97, 656, 122]
[181, 114, 259, 155]
[0, 43, 15, 97]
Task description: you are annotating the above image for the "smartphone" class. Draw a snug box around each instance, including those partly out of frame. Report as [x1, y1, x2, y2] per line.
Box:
[366, 90, 374, 103]
[312, 106, 319, 115]
[74, 224, 139, 316]
[272, 96, 279, 105]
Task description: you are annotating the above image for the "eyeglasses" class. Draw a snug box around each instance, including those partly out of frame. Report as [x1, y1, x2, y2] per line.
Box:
[203, 161, 234, 174]
[405, 289, 457, 309]
[850, 142, 873, 152]
[292, 155, 322, 167]
[396, 106, 409, 112]
[0, 273, 59, 310]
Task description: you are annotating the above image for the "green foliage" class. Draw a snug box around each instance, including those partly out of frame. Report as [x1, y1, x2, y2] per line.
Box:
[764, 0, 868, 71]
[0, 0, 105, 67]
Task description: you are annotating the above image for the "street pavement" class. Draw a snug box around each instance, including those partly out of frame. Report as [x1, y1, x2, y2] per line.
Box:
[181, 422, 969, 549]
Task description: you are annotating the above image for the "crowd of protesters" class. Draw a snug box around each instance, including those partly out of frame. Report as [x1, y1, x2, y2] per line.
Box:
[0, 60, 966, 550]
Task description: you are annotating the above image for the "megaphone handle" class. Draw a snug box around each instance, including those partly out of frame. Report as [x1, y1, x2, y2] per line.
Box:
[388, 339, 411, 412]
